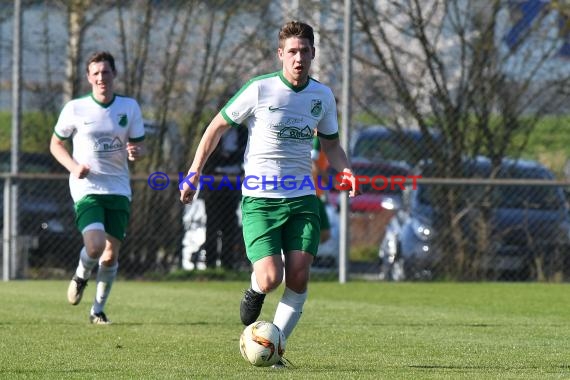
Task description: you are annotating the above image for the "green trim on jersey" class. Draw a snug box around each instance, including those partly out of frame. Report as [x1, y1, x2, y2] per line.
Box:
[90, 93, 115, 108]
[278, 71, 310, 92]
[221, 72, 280, 125]
[317, 130, 339, 140]
[54, 92, 145, 202]
[220, 69, 339, 198]
[221, 110, 241, 128]
[53, 131, 68, 140]
[129, 135, 145, 142]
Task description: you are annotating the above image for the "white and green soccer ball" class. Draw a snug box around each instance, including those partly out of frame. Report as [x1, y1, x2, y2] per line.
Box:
[239, 321, 286, 367]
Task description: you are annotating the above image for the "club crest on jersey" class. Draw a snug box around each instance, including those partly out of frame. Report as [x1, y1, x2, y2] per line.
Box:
[311, 99, 322, 117]
[278, 126, 312, 140]
[118, 114, 128, 127]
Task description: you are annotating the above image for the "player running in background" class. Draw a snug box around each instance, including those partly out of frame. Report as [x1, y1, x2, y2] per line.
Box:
[50, 51, 145, 324]
[180, 21, 358, 365]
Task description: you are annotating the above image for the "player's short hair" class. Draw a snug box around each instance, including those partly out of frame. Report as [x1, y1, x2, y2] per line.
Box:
[85, 51, 116, 74]
[278, 21, 314, 48]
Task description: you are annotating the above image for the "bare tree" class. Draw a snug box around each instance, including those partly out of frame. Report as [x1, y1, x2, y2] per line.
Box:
[116, 0, 154, 100]
[117, 1, 276, 275]
[120, 0, 198, 275]
[342, 0, 570, 280]
[178, 1, 275, 161]
[57, 0, 115, 102]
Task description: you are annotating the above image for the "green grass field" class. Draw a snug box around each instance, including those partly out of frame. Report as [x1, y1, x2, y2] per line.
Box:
[1, 280, 569, 379]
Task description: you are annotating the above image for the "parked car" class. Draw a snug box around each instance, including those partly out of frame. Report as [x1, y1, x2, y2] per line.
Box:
[1, 152, 81, 274]
[379, 156, 570, 281]
[324, 125, 441, 213]
[319, 126, 439, 265]
[351, 125, 441, 168]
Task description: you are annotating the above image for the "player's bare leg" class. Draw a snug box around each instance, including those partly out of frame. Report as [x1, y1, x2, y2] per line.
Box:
[67, 227, 105, 305]
[240, 255, 284, 325]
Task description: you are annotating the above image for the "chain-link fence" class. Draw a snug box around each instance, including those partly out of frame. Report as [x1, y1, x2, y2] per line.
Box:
[379, 179, 570, 282]
[2, 150, 570, 282]
[2, 1, 569, 282]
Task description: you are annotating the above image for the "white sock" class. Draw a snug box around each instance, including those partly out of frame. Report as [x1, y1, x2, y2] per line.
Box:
[273, 287, 307, 339]
[75, 247, 98, 279]
[250, 272, 264, 294]
[91, 262, 118, 315]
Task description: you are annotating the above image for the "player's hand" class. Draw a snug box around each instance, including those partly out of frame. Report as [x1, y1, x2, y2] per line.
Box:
[180, 183, 195, 204]
[127, 143, 142, 161]
[179, 169, 200, 204]
[341, 168, 361, 197]
[73, 163, 90, 179]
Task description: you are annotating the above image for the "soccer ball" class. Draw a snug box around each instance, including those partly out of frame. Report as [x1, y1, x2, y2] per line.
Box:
[239, 321, 286, 367]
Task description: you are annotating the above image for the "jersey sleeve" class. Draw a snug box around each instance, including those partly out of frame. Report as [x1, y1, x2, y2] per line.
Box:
[53, 102, 76, 140]
[315, 88, 339, 138]
[128, 100, 145, 142]
[221, 79, 258, 127]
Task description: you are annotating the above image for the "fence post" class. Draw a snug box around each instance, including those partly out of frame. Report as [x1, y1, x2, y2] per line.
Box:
[3, 178, 11, 281]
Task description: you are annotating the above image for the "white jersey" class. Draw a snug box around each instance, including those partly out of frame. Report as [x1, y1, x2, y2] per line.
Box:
[54, 94, 145, 202]
[221, 71, 339, 198]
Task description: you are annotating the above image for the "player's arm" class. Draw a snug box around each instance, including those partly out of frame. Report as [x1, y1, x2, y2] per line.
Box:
[49, 134, 90, 179]
[180, 112, 231, 204]
[127, 102, 146, 162]
[320, 137, 359, 197]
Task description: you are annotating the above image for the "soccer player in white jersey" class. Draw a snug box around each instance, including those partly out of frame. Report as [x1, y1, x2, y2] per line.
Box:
[180, 21, 358, 365]
[50, 51, 145, 325]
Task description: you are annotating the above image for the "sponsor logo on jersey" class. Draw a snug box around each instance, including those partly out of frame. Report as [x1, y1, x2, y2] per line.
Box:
[268, 105, 283, 112]
[311, 99, 322, 117]
[277, 126, 312, 140]
[94, 137, 124, 152]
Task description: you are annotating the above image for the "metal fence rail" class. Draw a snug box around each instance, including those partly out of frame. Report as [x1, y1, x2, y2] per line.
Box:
[3, 172, 569, 282]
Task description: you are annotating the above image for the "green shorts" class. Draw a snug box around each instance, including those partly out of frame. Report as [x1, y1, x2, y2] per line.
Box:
[317, 197, 330, 230]
[241, 195, 321, 263]
[74, 194, 131, 241]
